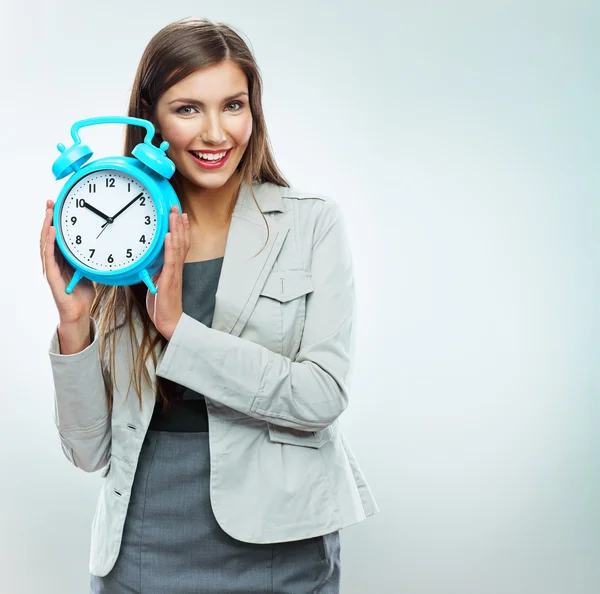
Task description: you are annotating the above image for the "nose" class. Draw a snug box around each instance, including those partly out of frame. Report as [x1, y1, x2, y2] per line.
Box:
[200, 112, 227, 146]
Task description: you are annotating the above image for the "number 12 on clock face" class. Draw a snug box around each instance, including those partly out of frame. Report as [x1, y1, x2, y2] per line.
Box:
[59, 170, 158, 272]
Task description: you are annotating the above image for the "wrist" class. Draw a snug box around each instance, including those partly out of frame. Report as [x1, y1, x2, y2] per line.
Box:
[160, 314, 181, 341]
[58, 317, 92, 354]
[161, 325, 175, 341]
[59, 315, 91, 333]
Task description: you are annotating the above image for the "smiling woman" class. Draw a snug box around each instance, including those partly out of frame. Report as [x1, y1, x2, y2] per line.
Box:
[43, 15, 377, 594]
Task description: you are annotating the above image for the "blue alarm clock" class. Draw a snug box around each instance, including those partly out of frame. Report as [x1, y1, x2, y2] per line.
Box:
[51, 116, 181, 295]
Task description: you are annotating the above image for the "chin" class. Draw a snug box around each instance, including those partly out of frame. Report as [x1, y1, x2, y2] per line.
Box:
[180, 169, 234, 191]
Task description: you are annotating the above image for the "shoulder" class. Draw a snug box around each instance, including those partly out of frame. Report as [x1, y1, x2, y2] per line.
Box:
[253, 182, 347, 246]
[276, 184, 345, 230]
[280, 185, 339, 208]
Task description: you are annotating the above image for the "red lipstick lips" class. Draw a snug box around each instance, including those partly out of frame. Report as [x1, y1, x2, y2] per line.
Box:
[188, 148, 232, 170]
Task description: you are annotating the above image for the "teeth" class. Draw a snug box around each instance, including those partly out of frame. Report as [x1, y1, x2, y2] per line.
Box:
[192, 150, 228, 161]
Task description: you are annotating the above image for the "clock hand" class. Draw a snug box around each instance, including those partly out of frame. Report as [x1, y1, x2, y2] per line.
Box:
[96, 192, 144, 240]
[102, 192, 144, 227]
[96, 223, 109, 240]
[83, 201, 113, 224]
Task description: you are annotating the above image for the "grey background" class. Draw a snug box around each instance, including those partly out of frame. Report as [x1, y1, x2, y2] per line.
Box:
[1, 0, 599, 593]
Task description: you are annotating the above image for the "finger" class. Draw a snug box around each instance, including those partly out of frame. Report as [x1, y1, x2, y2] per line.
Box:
[43, 226, 63, 288]
[170, 212, 182, 263]
[175, 212, 184, 259]
[166, 214, 176, 266]
[43, 225, 56, 273]
[40, 209, 50, 274]
[163, 232, 174, 273]
[182, 213, 191, 254]
[169, 205, 179, 231]
[40, 202, 54, 273]
[178, 212, 186, 248]
[145, 286, 156, 318]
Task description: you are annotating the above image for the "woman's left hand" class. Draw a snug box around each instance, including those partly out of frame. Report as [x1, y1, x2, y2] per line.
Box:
[146, 207, 191, 340]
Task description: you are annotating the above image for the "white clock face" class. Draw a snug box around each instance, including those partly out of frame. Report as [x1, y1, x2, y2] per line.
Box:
[59, 170, 158, 272]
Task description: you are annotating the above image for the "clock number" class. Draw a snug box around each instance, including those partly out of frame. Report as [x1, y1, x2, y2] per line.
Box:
[139, 197, 146, 206]
[126, 248, 133, 258]
[106, 178, 115, 188]
[145, 216, 151, 225]
[108, 254, 114, 264]
[139, 235, 146, 244]
[128, 182, 131, 192]
[70, 216, 77, 225]
[76, 198, 86, 208]
[76, 235, 82, 244]
[88, 184, 96, 193]
[89, 249, 95, 258]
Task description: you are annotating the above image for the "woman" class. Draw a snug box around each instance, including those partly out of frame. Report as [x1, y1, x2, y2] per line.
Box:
[41, 17, 378, 594]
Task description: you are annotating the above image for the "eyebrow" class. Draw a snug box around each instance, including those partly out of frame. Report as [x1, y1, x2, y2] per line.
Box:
[168, 92, 249, 106]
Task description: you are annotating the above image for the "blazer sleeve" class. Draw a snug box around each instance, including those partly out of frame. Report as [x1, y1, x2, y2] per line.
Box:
[156, 199, 356, 432]
[49, 317, 111, 472]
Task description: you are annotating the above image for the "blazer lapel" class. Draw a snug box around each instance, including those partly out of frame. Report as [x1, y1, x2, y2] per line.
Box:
[211, 181, 288, 337]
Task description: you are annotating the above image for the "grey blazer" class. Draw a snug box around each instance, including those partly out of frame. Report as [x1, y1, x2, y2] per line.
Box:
[49, 181, 379, 577]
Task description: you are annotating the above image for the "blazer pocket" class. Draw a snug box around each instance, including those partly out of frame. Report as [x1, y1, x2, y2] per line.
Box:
[249, 270, 314, 355]
[267, 423, 336, 449]
[260, 270, 314, 302]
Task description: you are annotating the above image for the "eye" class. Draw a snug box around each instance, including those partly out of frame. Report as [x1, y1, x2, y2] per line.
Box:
[176, 105, 197, 115]
[226, 101, 243, 111]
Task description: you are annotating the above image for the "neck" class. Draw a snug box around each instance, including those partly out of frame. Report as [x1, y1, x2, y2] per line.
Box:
[177, 172, 243, 234]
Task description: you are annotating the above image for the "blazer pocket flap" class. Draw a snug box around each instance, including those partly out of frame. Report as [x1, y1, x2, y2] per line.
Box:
[260, 270, 314, 302]
[267, 423, 336, 449]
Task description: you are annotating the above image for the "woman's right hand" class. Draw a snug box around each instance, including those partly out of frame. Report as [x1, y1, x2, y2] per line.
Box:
[41, 199, 96, 324]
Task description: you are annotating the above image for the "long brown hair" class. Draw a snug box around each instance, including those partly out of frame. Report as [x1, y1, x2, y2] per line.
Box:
[90, 17, 289, 415]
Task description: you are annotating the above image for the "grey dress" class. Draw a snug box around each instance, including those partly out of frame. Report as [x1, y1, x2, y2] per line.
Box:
[90, 257, 341, 593]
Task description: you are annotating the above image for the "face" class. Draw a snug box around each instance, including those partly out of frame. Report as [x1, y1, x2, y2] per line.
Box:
[151, 61, 253, 193]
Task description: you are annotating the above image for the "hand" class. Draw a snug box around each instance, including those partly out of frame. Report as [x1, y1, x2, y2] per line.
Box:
[146, 207, 190, 340]
[97, 192, 143, 239]
[108, 191, 144, 222]
[83, 201, 113, 224]
[41, 200, 96, 324]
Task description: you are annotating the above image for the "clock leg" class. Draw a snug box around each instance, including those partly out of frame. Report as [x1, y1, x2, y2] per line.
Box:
[65, 269, 84, 294]
[138, 269, 157, 294]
